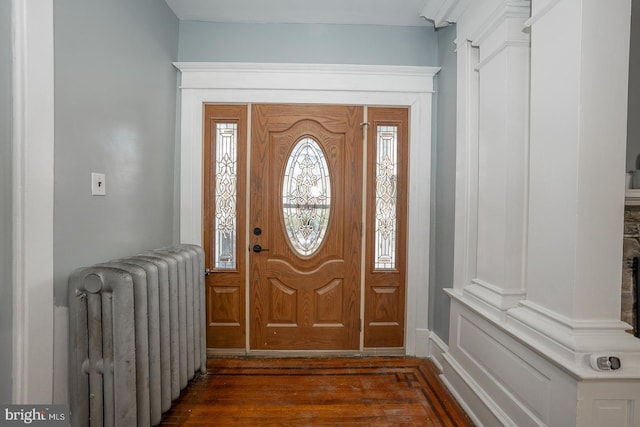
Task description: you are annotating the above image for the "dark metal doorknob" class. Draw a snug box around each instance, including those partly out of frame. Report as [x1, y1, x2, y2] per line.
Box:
[252, 244, 269, 253]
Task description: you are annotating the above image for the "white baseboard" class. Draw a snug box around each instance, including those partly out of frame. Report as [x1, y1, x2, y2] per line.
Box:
[426, 332, 499, 426]
[53, 306, 68, 405]
[441, 352, 506, 427]
[427, 331, 447, 373]
[414, 328, 430, 357]
[427, 330, 505, 426]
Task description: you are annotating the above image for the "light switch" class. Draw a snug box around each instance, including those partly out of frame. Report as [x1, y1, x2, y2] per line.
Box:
[91, 172, 106, 196]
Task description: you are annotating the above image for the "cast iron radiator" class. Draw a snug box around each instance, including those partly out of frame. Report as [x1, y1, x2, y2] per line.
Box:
[68, 244, 206, 427]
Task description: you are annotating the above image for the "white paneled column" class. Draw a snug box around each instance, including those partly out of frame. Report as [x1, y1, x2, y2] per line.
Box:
[462, 1, 531, 321]
[428, 0, 640, 424]
[508, 0, 640, 366]
[445, 0, 531, 322]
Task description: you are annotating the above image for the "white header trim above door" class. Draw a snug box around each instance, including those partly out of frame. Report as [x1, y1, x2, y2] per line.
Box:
[175, 62, 438, 93]
[174, 62, 439, 356]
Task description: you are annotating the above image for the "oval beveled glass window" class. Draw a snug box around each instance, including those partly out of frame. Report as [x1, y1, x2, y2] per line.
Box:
[282, 137, 331, 256]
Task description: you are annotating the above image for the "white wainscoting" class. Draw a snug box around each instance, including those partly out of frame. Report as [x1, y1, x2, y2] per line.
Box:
[445, 298, 581, 427]
[456, 314, 551, 425]
[442, 289, 640, 427]
[428, 332, 489, 427]
[577, 382, 640, 427]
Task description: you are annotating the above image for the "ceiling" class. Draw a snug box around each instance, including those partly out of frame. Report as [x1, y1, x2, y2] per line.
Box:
[164, 0, 433, 27]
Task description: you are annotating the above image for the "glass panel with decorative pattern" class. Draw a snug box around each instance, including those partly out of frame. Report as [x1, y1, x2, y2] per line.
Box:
[214, 123, 238, 269]
[375, 125, 398, 270]
[282, 137, 331, 256]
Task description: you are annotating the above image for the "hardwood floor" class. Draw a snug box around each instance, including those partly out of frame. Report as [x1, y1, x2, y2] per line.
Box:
[160, 357, 474, 426]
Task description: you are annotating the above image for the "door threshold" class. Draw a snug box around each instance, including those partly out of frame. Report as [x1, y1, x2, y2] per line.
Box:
[207, 348, 406, 358]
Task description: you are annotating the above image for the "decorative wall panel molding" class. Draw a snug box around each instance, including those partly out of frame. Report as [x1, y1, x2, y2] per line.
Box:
[507, 300, 640, 371]
[447, 300, 579, 426]
[457, 314, 551, 425]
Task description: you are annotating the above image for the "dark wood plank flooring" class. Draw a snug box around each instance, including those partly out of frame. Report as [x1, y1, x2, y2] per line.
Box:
[160, 357, 474, 426]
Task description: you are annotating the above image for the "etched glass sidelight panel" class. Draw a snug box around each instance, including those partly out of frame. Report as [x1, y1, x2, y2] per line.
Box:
[282, 137, 331, 256]
[375, 125, 398, 270]
[214, 123, 238, 269]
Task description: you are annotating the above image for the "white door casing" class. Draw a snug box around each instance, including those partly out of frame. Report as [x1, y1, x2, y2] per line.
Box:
[175, 62, 440, 355]
[12, 0, 55, 404]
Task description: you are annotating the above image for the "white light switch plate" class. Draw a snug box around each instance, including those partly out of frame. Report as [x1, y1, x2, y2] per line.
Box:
[91, 172, 106, 196]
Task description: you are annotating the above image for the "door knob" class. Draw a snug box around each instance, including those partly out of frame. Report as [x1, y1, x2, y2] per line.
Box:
[252, 244, 269, 253]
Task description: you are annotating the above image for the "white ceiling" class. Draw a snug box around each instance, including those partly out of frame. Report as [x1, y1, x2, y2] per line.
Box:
[164, 0, 433, 27]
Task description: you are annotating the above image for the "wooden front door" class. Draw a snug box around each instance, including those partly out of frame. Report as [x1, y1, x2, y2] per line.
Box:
[249, 104, 363, 350]
[204, 104, 408, 352]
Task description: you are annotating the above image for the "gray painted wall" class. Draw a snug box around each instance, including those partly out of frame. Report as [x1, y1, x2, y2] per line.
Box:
[0, 0, 13, 404]
[628, 0, 640, 172]
[178, 21, 438, 65]
[54, 0, 179, 305]
[429, 25, 457, 343]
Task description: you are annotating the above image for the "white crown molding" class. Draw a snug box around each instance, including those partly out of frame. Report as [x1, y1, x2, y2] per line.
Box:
[470, 0, 531, 47]
[166, 0, 432, 27]
[420, 0, 470, 28]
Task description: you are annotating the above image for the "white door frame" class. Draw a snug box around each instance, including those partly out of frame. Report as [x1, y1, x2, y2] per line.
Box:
[175, 62, 439, 356]
[12, 0, 55, 403]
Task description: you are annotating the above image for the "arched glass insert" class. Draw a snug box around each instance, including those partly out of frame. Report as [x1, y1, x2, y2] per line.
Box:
[282, 137, 331, 256]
